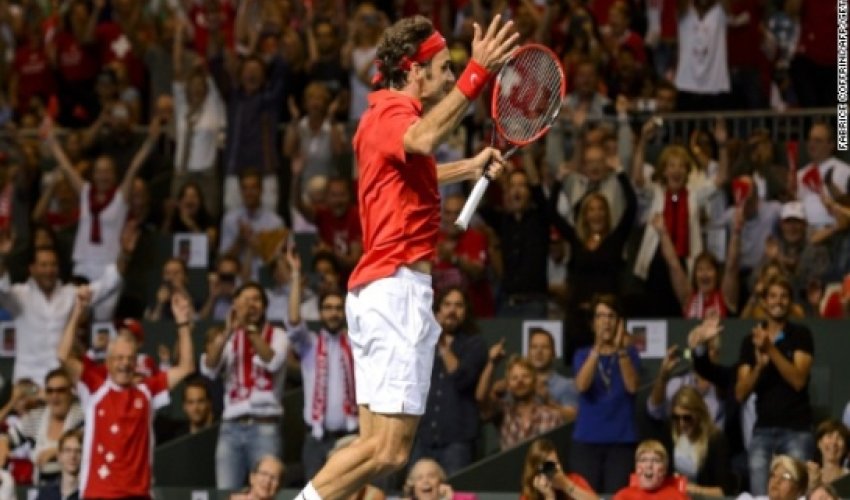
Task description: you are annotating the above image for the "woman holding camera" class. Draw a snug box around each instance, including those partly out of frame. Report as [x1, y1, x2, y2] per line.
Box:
[521, 439, 598, 500]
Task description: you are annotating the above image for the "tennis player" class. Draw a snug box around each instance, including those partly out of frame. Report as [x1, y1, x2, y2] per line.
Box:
[296, 14, 518, 500]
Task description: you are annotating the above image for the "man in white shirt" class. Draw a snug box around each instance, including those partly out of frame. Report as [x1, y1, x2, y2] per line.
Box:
[0, 238, 122, 385]
[796, 123, 850, 228]
[201, 283, 289, 490]
[219, 170, 285, 281]
[285, 247, 357, 480]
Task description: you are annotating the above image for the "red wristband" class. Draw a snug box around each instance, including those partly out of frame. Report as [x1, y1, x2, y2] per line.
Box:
[456, 59, 490, 100]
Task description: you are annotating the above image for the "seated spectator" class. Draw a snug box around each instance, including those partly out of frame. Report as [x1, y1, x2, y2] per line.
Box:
[145, 258, 200, 322]
[161, 182, 219, 251]
[219, 169, 286, 281]
[806, 420, 850, 490]
[648, 334, 724, 426]
[403, 458, 464, 500]
[35, 429, 81, 500]
[1, 369, 83, 485]
[199, 256, 241, 321]
[526, 328, 578, 422]
[230, 455, 285, 500]
[521, 438, 597, 500]
[156, 376, 215, 444]
[612, 440, 688, 500]
[571, 294, 640, 493]
[658, 386, 734, 497]
[478, 355, 564, 450]
[808, 483, 840, 500]
[737, 455, 808, 500]
[0, 378, 43, 484]
[652, 210, 740, 318]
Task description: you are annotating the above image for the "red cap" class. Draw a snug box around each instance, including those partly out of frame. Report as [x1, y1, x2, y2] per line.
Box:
[119, 318, 144, 343]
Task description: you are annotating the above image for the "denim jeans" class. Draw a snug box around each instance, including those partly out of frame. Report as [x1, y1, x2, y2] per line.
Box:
[215, 421, 282, 490]
[748, 427, 814, 495]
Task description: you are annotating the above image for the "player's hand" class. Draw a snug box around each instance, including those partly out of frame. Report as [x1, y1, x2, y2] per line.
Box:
[470, 14, 520, 73]
[472, 147, 506, 180]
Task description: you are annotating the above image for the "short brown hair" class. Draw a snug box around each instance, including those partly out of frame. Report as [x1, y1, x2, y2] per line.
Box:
[374, 16, 436, 90]
[815, 419, 850, 463]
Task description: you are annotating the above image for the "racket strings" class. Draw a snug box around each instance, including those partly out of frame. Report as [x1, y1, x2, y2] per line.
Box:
[493, 47, 564, 144]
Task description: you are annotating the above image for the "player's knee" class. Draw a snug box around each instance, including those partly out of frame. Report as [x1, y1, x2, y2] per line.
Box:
[372, 446, 410, 475]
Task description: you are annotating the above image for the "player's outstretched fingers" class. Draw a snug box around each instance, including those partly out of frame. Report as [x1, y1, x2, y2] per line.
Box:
[484, 14, 502, 41]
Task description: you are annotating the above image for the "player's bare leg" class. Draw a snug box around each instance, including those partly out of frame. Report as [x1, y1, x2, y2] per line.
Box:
[301, 412, 419, 500]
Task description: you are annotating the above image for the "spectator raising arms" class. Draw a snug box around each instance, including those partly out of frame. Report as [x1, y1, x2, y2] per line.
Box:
[56, 287, 195, 499]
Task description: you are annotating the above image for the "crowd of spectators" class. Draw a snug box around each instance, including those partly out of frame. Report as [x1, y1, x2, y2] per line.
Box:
[0, 0, 846, 498]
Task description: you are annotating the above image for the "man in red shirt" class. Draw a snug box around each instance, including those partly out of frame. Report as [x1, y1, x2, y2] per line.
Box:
[56, 287, 196, 499]
[434, 194, 495, 317]
[297, 14, 517, 500]
[294, 176, 364, 274]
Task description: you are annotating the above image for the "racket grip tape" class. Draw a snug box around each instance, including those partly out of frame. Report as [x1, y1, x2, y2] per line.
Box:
[455, 175, 491, 230]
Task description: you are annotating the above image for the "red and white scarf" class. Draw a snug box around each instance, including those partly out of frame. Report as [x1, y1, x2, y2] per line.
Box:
[229, 325, 275, 402]
[685, 290, 727, 319]
[88, 186, 117, 243]
[0, 184, 12, 230]
[310, 330, 357, 439]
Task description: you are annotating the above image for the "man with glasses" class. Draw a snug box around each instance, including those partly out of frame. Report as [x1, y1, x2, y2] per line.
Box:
[796, 123, 850, 228]
[2, 369, 83, 485]
[285, 247, 357, 480]
[231, 455, 285, 500]
[36, 429, 82, 500]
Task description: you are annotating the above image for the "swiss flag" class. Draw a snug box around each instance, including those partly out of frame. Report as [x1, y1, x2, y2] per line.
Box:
[800, 166, 823, 193]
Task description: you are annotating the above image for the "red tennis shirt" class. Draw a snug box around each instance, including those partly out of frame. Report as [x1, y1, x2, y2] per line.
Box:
[348, 90, 440, 290]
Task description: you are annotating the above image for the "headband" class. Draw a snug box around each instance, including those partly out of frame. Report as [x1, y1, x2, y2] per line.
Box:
[373, 30, 447, 85]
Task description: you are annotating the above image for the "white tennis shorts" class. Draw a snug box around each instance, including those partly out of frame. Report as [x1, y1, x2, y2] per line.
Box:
[345, 266, 441, 415]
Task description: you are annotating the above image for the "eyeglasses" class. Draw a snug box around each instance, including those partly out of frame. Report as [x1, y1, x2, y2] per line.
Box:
[770, 471, 795, 483]
[45, 386, 70, 394]
[320, 304, 344, 311]
[637, 456, 664, 465]
[61, 447, 82, 455]
[671, 413, 694, 424]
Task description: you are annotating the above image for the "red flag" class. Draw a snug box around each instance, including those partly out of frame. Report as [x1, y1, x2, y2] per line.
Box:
[786, 140, 798, 197]
[800, 166, 823, 193]
[732, 176, 753, 206]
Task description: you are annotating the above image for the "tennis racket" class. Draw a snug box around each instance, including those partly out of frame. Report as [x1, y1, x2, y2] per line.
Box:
[455, 43, 566, 230]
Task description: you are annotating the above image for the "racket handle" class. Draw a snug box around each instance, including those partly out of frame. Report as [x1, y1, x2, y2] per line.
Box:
[455, 175, 491, 230]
